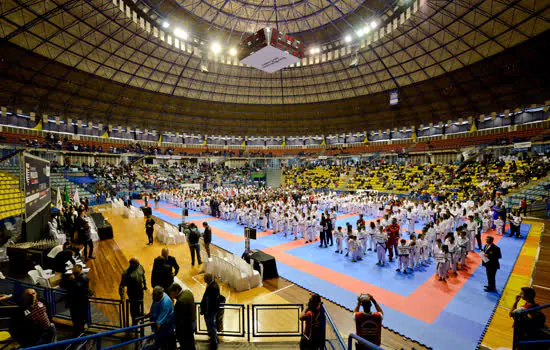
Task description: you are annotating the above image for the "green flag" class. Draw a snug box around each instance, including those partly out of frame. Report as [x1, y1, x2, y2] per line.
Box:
[64, 185, 69, 204]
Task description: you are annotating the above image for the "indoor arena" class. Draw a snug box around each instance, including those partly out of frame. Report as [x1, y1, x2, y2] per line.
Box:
[0, 0, 549, 349]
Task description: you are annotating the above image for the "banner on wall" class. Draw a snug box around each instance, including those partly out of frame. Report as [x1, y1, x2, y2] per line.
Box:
[24, 153, 51, 221]
[390, 90, 399, 106]
[514, 142, 532, 149]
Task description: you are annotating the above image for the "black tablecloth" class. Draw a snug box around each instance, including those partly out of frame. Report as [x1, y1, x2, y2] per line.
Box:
[242, 250, 279, 280]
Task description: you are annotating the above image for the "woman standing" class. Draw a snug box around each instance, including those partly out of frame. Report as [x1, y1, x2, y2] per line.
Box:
[299, 294, 325, 350]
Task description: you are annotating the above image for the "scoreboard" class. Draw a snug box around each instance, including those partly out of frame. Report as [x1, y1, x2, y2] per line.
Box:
[238, 28, 304, 73]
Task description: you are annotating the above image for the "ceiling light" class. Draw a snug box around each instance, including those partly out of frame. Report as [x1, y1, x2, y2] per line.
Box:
[162, 21, 170, 29]
[174, 28, 188, 40]
[211, 42, 221, 54]
[356, 28, 364, 37]
[364, 26, 370, 34]
[229, 48, 237, 56]
[344, 35, 352, 43]
[370, 21, 378, 29]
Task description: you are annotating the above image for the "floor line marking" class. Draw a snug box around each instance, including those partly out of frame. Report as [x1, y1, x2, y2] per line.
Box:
[251, 283, 296, 302]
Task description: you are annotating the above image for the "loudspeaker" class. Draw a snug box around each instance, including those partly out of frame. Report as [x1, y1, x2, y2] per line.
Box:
[245, 227, 257, 240]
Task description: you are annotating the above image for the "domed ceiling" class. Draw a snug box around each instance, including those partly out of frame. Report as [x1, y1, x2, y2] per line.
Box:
[0, 0, 549, 135]
[0, 0, 548, 105]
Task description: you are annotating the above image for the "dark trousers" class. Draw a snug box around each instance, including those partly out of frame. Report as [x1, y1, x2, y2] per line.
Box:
[326, 230, 333, 245]
[176, 323, 196, 350]
[146, 230, 154, 244]
[204, 313, 218, 349]
[486, 266, 497, 290]
[475, 232, 482, 250]
[189, 245, 202, 265]
[204, 242, 211, 258]
[511, 224, 521, 237]
[521, 206, 527, 216]
[319, 231, 325, 246]
[83, 240, 94, 259]
[128, 298, 144, 324]
[387, 242, 398, 261]
[69, 305, 88, 336]
[156, 332, 176, 350]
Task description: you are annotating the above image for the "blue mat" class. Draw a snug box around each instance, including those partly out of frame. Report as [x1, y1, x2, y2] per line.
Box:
[150, 201, 530, 350]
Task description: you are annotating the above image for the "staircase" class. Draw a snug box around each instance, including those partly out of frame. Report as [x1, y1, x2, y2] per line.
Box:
[265, 167, 282, 188]
[51, 172, 94, 200]
[506, 173, 550, 213]
[337, 168, 356, 191]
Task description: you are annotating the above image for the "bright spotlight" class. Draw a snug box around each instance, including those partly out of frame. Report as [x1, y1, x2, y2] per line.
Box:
[211, 42, 222, 54]
[356, 28, 364, 37]
[162, 21, 170, 29]
[364, 26, 370, 34]
[174, 28, 188, 40]
[370, 21, 378, 29]
[344, 35, 352, 43]
[229, 48, 237, 56]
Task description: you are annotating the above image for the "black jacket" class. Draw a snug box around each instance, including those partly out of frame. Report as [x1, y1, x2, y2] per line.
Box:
[200, 280, 220, 316]
[203, 226, 212, 244]
[482, 244, 502, 270]
[151, 256, 179, 290]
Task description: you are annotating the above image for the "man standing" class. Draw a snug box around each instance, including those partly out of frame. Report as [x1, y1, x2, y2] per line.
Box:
[145, 215, 155, 245]
[319, 214, 326, 248]
[76, 209, 94, 262]
[149, 286, 176, 350]
[168, 283, 196, 350]
[151, 248, 180, 291]
[354, 293, 384, 349]
[386, 218, 400, 262]
[119, 257, 147, 324]
[188, 224, 202, 266]
[520, 197, 528, 216]
[202, 222, 212, 258]
[508, 209, 522, 238]
[66, 265, 91, 336]
[200, 273, 220, 350]
[482, 236, 502, 293]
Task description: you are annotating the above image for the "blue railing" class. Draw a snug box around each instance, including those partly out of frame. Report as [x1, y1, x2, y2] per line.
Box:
[512, 303, 550, 348]
[1, 278, 124, 330]
[348, 333, 384, 350]
[324, 305, 346, 350]
[24, 322, 154, 350]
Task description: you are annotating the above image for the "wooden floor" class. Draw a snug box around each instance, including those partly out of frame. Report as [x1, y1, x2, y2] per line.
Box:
[86, 206, 426, 349]
[480, 219, 546, 350]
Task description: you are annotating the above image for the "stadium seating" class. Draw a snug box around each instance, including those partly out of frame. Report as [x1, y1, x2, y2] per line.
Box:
[0, 170, 24, 220]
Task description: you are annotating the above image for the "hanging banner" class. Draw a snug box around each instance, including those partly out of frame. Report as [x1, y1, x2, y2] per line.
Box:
[390, 90, 399, 106]
[513, 142, 532, 149]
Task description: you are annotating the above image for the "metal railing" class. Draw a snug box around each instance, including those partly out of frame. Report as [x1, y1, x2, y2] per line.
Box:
[195, 303, 246, 338]
[348, 333, 384, 350]
[511, 303, 550, 349]
[324, 305, 346, 350]
[1, 278, 124, 331]
[23, 322, 155, 350]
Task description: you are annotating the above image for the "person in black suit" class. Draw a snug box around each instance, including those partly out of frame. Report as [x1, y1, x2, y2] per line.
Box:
[200, 273, 220, 350]
[151, 248, 180, 291]
[202, 222, 212, 258]
[482, 236, 502, 292]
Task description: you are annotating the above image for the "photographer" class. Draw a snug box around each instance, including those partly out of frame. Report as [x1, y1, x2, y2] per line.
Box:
[354, 293, 384, 348]
[299, 293, 325, 350]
